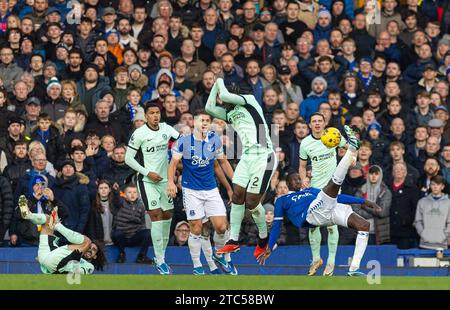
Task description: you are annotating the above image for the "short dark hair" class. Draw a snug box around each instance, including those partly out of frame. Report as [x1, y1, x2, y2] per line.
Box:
[194, 109, 210, 118]
[144, 101, 162, 113]
[309, 112, 325, 123]
[70, 145, 86, 154]
[38, 113, 52, 121]
[430, 175, 445, 185]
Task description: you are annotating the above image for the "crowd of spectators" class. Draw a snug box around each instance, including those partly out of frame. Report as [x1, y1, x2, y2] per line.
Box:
[0, 0, 448, 254]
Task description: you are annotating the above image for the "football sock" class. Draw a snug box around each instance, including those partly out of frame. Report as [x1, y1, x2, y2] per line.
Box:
[250, 204, 268, 239]
[54, 222, 84, 245]
[161, 218, 172, 253]
[332, 149, 355, 186]
[309, 227, 322, 263]
[326, 225, 339, 265]
[188, 233, 202, 268]
[200, 235, 217, 271]
[230, 203, 245, 241]
[28, 213, 47, 225]
[213, 230, 231, 262]
[151, 221, 165, 265]
[350, 231, 369, 271]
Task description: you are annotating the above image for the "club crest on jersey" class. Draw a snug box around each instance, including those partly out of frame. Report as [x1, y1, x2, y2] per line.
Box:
[190, 210, 195, 216]
[151, 200, 157, 206]
[162, 134, 168, 139]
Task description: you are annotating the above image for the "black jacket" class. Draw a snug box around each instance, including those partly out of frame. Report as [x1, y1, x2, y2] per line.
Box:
[30, 126, 66, 167]
[2, 157, 32, 192]
[389, 182, 420, 240]
[84, 115, 127, 144]
[349, 29, 376, 58]
[54, 173, 91, 233]
[0, 176, 14, 240]
[111, 198, 146, 238]
[102, 161, 134, 190]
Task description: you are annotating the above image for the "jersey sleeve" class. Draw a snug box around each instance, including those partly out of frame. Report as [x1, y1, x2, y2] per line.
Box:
[268, 198, 285, 251]
[127, 130, 142, 151]
[299, 141, 308, 161]
[171, 136, 184, 158]
[336, 194, 365, 205]
[167, 124, 180, 141]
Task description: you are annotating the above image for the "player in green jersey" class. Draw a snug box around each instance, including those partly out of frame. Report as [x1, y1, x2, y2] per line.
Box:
[125, 102, 180, 275]
[205, 78, 278, 255]
[18, 195, 105, 274]
[299, 112, 351, 276]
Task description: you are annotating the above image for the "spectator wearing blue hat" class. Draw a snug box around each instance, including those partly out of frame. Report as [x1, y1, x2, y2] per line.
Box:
[356, 57, 384, 94]
[365, 121, 389, 166]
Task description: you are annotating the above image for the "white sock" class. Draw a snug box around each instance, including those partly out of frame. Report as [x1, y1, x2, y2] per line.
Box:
[214, 230, 231, 262]
[200, 236, 217, 271]
[188, 233, 202, 268]
[332, 149, 356, 185]
[349, 231, 369, 271]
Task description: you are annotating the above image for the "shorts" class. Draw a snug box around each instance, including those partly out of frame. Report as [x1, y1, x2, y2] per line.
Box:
[306, 191, 353, 228]
[137, 180, 174, 212]
[233, 151, 278, 194]
[38, 235, 81, 274]
[182, 187, 226, 221]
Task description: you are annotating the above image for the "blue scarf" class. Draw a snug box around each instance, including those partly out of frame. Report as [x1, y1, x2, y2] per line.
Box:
[127, 101, 137, 121]
[357, 71, 373, 88]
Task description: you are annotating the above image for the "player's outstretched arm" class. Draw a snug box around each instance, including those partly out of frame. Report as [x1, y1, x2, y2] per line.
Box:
[216, 78, 247, 106]
[217, 156, 234, 180]
[205, 80, 227, 120]
[337, 194, 382, 213]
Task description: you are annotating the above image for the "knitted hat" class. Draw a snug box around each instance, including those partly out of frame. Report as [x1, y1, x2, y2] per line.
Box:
[43, 61, 57, 71]
[318, 8, 331, 19]
[46, 77, 61, 92]
[133, 111, 146, 123]
[30, 175, 47, 188]
[60, 159, 76, 171]
[367, 121, 382, 134]
[128, 64, 142, 76]
[263, 203, 275, 214]
[85, 63, 99, 72]
[312, 76, 328, 88]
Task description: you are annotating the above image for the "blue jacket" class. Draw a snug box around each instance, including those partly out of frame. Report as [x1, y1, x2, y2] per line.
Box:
[54, 174, 90, 233]
[403, 59, 437, 85]
[320, 0, 354, 18]
[313, 23, 332, 44]
[14, 169, 56, 206]
[300, 92, 328, 122]
[298, 56, 349, 91]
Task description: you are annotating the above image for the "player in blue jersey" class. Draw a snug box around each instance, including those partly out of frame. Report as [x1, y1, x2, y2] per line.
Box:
[167, 109, 237, 275]
[256, 129, 381, 276]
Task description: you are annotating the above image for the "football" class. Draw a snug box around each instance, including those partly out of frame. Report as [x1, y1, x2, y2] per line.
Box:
[321, 127, 342, 148]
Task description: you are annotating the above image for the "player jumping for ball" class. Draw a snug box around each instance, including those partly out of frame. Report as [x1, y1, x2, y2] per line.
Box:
[256, 127, 380, 276]
[18, 195, 106, 274]
[205, 78, 278, 254]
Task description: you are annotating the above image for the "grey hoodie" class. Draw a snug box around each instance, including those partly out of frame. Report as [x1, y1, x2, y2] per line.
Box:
[414, 194, 450, 250]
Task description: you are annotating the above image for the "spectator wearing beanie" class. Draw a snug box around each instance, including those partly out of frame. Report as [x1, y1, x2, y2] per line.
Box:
[77, 63, 111, 115]
[300, 76, 328, 122]
[42, 77, 68, 122]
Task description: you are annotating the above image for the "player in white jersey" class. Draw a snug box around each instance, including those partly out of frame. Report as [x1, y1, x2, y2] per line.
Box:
[299, 113, 348, 276]
[125, 102, 180, 275]
[168, 110, 237, 275]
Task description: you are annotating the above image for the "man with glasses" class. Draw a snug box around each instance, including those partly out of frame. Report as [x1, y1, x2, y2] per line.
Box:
[0, 46, 24, 92]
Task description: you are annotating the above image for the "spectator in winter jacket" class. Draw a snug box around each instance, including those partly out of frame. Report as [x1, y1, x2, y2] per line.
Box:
[102, 145, 134, 191]
[298, 54, 349, 91]
[0, 116, 28, 165]
[83, 131, 110, 179]
[355, 165, 392, 245]
[349, 13, 376, 59]
[262, 88, 283, 126]
[0, 175, 14, 243]
[403, 43, 437, 85]
[313, 9, 333, 44]
[30, 113, 66, 167]
[365, 122, 389, 167]
[42, 77, 68, 122]
[414, 175, 450, 250]
[54, 160, 91, 233]
[3, 140, 32, 193]
[69, 145, 97, 198]
[383, 141, 420, 186]
[0, 46, 24, 92]
[389, 162, 420, 249]
[418, 157, 448, 197]
[84, 99, 127, 144]
[10, 175, 67, 246]
[111, 184, 153, 264]
[85, 180, 116, 245]
[300, 77, 328, 122]
[77, 63, 111, 116]
[367, 0, 405, 39]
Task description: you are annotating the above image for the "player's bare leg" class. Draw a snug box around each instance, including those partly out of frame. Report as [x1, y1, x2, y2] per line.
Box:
[216, 184, 246, 254]
[209, 216, 237, 275]
[188, 218, 205, 275]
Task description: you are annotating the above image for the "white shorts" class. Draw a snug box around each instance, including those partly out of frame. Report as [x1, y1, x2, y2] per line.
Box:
[306, 191, 354, 227]
[182, 187, 226, 221]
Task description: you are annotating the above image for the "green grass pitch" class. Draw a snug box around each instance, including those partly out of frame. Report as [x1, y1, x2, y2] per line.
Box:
[0, 275, 448, 290]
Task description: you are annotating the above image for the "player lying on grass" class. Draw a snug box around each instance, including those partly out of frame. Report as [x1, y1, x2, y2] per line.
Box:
[256, 126, 381, 276]
[18, 195, 106, 274]
[206, 78, 277, 255]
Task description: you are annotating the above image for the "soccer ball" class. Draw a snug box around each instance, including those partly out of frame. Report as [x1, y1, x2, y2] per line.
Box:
[321, 127, 342, 148]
